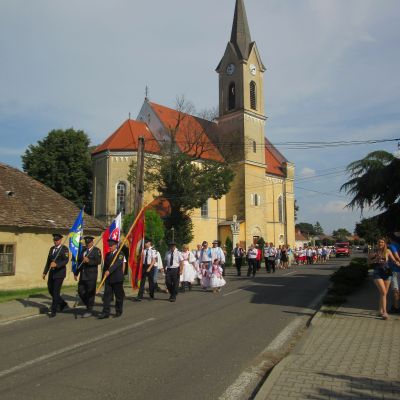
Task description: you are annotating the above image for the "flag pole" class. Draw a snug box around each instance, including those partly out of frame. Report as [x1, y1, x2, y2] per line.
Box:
[96, 206, 146, 294]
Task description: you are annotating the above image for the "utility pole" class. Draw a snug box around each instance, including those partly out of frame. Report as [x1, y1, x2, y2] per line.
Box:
[133, 137, 145, 218]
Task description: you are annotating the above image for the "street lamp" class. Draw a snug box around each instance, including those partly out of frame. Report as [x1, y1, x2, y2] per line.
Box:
[171, 227, 175, 242]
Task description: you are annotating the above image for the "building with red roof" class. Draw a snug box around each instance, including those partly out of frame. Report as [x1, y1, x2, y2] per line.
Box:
[92, 0, 295, 248]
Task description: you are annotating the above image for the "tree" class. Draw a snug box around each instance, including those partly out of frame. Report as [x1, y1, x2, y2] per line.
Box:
[225, 236, 233, 267]
[295, 222, 316, 237]
[341, 150, 400, 232]
[313, 221, 324, 236]
[128, 97, 235, 247]
[22, 128, 92, 212]
[355, 217, 382, 245]
[332, 228, 351, 241]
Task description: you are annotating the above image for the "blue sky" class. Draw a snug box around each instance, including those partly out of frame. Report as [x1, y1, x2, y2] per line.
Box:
[1, 0, 399, 234]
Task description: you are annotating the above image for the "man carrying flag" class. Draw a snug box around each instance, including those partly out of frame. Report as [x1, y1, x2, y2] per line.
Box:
[74, 236, 102, 318]
[102, 212, 121, 258]
[42, 233, 70, 318]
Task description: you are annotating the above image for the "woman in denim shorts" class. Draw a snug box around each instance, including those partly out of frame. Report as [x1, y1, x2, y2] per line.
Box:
[369, 238, 400, 320]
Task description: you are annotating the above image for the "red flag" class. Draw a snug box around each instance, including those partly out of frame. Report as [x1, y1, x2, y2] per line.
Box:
[128, 211, 145, 289]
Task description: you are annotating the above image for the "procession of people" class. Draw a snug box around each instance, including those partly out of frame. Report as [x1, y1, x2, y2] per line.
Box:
[43, 226, 342, 320]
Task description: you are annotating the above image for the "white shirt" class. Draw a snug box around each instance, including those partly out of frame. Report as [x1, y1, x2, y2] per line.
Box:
[210, 246, 225, 264]
[164, 249, 182, 268]
[247, 248, 258, 259]
[142, 247, 156, 265]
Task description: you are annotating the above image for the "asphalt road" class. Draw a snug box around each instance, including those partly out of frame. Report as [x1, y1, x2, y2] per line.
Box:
[0, 258, 347, 400]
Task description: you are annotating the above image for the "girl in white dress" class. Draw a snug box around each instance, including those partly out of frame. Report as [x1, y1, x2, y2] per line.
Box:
[180, 245, 197, 291]
[210, 259, 226, 293]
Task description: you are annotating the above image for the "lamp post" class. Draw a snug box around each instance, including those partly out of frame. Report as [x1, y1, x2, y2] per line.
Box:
[171, 227, 175, 243]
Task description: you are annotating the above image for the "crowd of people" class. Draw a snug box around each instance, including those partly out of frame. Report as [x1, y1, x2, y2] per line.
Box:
[42, 233, 338, 319]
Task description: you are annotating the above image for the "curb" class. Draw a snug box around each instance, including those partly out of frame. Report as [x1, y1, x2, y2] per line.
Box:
[219, 289, 327, 400]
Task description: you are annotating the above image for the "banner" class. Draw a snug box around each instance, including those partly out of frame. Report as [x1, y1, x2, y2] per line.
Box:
[128, 211, 145, 289]
[102, 212, 122, 258]
[69, 208, 84, 273]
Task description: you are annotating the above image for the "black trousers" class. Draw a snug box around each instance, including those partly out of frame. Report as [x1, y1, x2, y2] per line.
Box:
[102, 280, 124, 316]
[137, 269, 155, 299]
[165, 268, 180, 298]
[78, 279, 97, 311]
[265, 258, 275, 273]
[48, 278, 67, 313]
[247, 259, 257, 276]
[235, 258, 242, 276]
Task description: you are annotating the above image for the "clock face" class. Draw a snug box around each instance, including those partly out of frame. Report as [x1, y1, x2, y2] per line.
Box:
[226, 63, 235, 75]
[249, 64, 257, 76]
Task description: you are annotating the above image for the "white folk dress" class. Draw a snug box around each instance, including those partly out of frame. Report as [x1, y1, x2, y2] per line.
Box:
[210, 264, 226, 288]
[180, 251, 197, 283]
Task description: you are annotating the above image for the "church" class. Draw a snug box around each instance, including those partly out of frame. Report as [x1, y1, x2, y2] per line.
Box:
[92, 0, 295, 248]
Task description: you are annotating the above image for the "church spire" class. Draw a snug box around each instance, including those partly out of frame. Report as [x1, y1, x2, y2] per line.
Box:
[230, 0, 252, 60]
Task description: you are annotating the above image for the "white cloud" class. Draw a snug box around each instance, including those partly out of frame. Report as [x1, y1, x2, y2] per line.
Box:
[299, 167, 316, 178]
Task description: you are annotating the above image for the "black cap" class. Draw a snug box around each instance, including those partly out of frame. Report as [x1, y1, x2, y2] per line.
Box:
[84, 236, 94, 243]
[107, 239, 118, 245]
[144, 238, 152, 243]
[212, 240, 219, 244]
[169, 241, 176, 246]
[53, 233, 63, 240]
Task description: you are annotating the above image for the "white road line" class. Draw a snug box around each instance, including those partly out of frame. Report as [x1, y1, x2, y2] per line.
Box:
[282, 271, 297, 276]
[223, 289, 243, 297]
[223, 284, 284, 297]
[0, 318, 155, 379]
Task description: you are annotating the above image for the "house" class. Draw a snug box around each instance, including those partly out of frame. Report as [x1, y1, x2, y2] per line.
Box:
[0, 163, 104, 290]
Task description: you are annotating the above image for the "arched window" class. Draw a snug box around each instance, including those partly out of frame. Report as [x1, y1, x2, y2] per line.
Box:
[250, 81, 257, 110]
[253, 140, 257, 153]
[228, 82, 236, 110]
[278, 195, 284, 223]
[116, 182, 126, 215]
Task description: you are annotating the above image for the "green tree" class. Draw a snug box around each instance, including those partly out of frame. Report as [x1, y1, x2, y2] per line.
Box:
[123, 209, 166, 254]
[225, 236, 233, 267]
[128, 98, 235, 247]
[341, 150, 400, 232]
[332, 228, 351, 241]
[355, 217, 382, 245]
[313, 221, 324, 236]
[294, 200, 299, 221]
[22, 128, 92, 211]
[295, 222, 316, 237]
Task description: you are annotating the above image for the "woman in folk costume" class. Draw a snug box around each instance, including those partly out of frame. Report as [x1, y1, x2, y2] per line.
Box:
[199, 241, 212, 290]
[210, 259, 226, 293]
[180, 244, 197, 291]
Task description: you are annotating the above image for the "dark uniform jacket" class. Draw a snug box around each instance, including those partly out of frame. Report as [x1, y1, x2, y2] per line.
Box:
[43, 245, 69, 279]
[76, 246, 102, 281]
[102, 251, 124, 284]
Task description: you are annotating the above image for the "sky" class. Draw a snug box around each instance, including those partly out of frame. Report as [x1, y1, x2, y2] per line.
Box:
[1, 0, 399, 234]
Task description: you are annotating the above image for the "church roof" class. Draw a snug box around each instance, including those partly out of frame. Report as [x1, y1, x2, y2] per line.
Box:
[231, 0, 252, 60]
[92, 119, 161, 155]
[265, 138, 287, 177]
[148, 102, 224, 162]
[0, 163, 104, 232]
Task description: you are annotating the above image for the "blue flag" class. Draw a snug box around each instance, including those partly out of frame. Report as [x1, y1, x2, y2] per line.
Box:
[69, 208, 84, 274]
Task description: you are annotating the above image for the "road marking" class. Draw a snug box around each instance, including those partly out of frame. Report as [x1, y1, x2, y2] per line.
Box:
[223, 284, 284, 297]
[282, 271, 297, 276]
[0, 318, 155, 379]
[223, 289, 244, 297]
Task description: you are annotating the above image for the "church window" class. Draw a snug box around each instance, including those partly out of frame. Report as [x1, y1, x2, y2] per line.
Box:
[0, 244, 15, 276]
[228, 82, 236, 110]
[278, 195, 284, 223]
[251, 194, 261, 206]
[201, 200, 209, 218]
[116, 182, 126, 215]
[250, 81, 257, 110]
[253, 140, 257, 153]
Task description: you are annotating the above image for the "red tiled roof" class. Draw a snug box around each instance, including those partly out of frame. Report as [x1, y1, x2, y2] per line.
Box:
[92, 119, 161, 155]
[295, 230, 308, 241]
[265, 138, 287, 177]
[149, 102, 224, 162]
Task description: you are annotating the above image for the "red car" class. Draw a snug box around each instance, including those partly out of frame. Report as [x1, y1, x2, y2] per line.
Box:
[335, 242, 351, 257]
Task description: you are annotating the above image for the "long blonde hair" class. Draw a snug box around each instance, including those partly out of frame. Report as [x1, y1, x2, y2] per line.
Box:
[376, 238, 388, 259]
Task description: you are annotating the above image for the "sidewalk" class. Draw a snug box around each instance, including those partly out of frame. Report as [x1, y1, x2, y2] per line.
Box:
[256, 277, 400, 400]
[0, 284, 139, 324]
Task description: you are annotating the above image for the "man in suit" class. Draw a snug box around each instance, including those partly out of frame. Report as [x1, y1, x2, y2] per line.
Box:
[74, 236, 102, 318]
[164, 242, 183, 302]
[98, 239, 125, 319]
[42, 233, 70, 318]
[134, 239, 156, 301]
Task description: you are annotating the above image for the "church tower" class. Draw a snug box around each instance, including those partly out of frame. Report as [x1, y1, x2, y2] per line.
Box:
[216, 0, 269, 242]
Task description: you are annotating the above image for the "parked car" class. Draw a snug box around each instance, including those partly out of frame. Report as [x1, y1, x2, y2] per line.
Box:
[335, 242, 351, 257]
